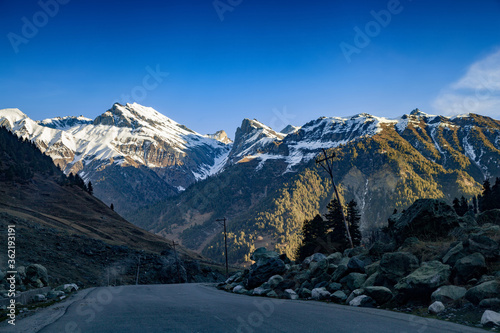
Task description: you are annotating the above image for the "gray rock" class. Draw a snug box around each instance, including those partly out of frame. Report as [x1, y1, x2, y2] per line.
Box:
[284, 289, 298, 300]
[349, 295, 375, 307]
[364, 286, 393, 305]
[442, 242, 467, 266]
[294, 271, 310, 285]
[465, 280, 500, 305]
[331, 264, 349, 282]
[346, 289, 365, 304]
[452, 253, 487, 285]
[340, 273, 367, 291]
[395, 261, 451, 297]
[481, 310, 500, 327]
[331, 290, 348, 303]
[476, 209, 500, 226]
[431, 285, 466, 304]
[55, 283, 79, 293]
[311, 287, 331, 301]
[365, 261, 380, 277]
[391, 199, 460, 244]
[275, 279, 296, 292]
[479, 298, 500, 310]
[251, 247, 280, 261]
[247, 257, 286, 289]
[303, 253, 327, 266]
[267, 275, 284, 289]
[466, 234, 500, 259]
[253, 286, 272, 296]
[26, 264, 48, 287]
[379, 252, 419, 282]
[362, 272, 378, 288]
[344, 247, 366, 258]
[428, 301, 445, 314]
[327, 282, 343, 293]
[298, 288, 312, 299]
[47, 290, 65, 299]
[347, 257, 366, 273]
[326, 252, 343, 265]
[33, 294, 46, 302]
[310, 259, 329, 277]
[266, 290, 279, 298]
[225, 272, 243, 284]
[233, 285, 248, 294]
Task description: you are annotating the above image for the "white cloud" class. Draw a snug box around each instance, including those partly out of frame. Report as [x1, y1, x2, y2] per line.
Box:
[432, 48, 500, 118]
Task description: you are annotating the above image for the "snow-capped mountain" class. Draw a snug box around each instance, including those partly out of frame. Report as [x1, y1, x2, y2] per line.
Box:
[0, 103, 231, 214]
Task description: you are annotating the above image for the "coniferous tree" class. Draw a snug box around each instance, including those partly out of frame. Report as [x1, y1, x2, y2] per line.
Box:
[110, 203, 114, 211]
[459, 196, 469, 216]
[472, 196, 478, 214]
[87, 181, 93, 195]
[346, 199, 362, 247]
[453, 198, 461, 215]
[325, 199, 348, 250]
[296, 214, 328, 261]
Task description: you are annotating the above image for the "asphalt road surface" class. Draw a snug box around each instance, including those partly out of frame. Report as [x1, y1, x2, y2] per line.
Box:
[3, 284, 488, 333]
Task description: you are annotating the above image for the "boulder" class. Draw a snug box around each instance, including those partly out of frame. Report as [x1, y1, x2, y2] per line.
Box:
[340, 273, 367, 291]
[362, 273, 378, 288]
[441, 242, 467, 266]
[225, 272, 243, 284]
[311, 287, 331, 301]
[25, 264, 48, 287]
[466, 235, 500, 259]
[347, 257, 366, 273]
[368, 241, 396, 259]
[481, 310, 500, 327]
[314, 281, 329, 289]
[266, 290, 279, 298]
[47, 290, 65, 299]
[327, 282, 343, 293]
[253, 286, 272, 296]
[303, 253, 327, 267]
[363, 286, 393, 305]
[391, 199, 460, 244]
[476, 209, 500, 226]
[267, 275, 284, 289]
[331, 290, 348, 303]
[395, 261, 451, 298]
[251, 247, 280, 261]
[331, 264, 349, 282]
[428, 301, 445, 314]
[346, 289, 365, 304]
[233, 285, 248, 294]
[349, 295, 375, 308]
[55, 283, 79, 293]
[379, 252, 419, 282]
[431, 285, 466, 304]
[283, 289, 298, 300]
[344, 247, 366, 258]
[365, 261, 380, 277]
[452, 253, 487, 285]
[326, 252, 343, 265]
[310, 259, 329, 277]
[294, 272, 310, 285]
[479, 298, 500, 310]
[465, 280, 500, 305]
[275, 279, 296, 292]
[298, 288, 312, 299]
[247, 257, 286, 289]
[33, 294, 46, 302]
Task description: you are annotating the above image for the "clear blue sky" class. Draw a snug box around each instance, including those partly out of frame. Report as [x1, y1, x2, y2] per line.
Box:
[1, 0, 500, 138]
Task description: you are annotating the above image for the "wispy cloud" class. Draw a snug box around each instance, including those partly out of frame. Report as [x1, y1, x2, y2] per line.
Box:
[433, 48, 500, 118]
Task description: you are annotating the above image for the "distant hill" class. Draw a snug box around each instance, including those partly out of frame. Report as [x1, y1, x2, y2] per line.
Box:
[0, 127, 223, 287]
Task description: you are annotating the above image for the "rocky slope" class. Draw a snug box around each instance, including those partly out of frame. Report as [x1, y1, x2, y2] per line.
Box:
[217, 199, 500, 329]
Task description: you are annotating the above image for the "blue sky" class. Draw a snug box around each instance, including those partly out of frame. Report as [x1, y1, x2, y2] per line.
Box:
[1, 0, 500, 138]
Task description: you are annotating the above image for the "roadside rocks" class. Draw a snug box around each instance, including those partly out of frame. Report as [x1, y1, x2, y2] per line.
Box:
[465, 281, 500, 305]
[431, 285, 466, 304]
[481, 310, 500, 327]
[395, 261, 451, 298]
[452, 253, 487, 285]
[428, 301, 445, 314]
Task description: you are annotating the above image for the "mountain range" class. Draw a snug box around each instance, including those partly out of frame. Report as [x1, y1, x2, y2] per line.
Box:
[1, 104, 499, 264]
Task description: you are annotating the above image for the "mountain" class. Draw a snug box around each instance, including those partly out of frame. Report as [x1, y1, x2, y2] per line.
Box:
[0, 103, 231, 215]
[127, 109, 500, 264]
[0, 127, 223, 287]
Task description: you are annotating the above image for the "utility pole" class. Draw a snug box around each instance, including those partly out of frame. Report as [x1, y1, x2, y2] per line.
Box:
[135, 256, 140, 285]
[216, 217, 229, 278]
[316, 148, 354, 249]
[172, 241, 182, 283]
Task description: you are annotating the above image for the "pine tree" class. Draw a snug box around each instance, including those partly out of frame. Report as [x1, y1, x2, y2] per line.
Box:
[459, 196, 469, 216]
[325, 199, 348, 250]
[87, 181, 94, 195]
[453, 198, 461, 215]
[346, 199, 362, 247]
[296, 214, 328, 261]
[472, 196, 478, 214]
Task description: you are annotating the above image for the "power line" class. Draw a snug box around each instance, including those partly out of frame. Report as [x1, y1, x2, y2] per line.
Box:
[316, 148, 354, 249]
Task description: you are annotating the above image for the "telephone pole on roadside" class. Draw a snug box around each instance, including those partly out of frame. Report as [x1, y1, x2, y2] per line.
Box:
[172, 241, 182, 283]
[216, 217, 229, 277]
[316, 148, 354, 249]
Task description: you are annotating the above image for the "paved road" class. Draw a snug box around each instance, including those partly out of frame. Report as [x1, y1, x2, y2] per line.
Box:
[3, 284, 487, 333]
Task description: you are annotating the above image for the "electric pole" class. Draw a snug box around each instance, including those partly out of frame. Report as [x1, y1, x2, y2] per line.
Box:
[316, 148, 354, 249]
[216, 217, 229, 278]
[172, 241, 182, 283]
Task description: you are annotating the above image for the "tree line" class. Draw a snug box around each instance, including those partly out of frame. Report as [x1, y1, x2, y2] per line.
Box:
[452, 177, 500, 216]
